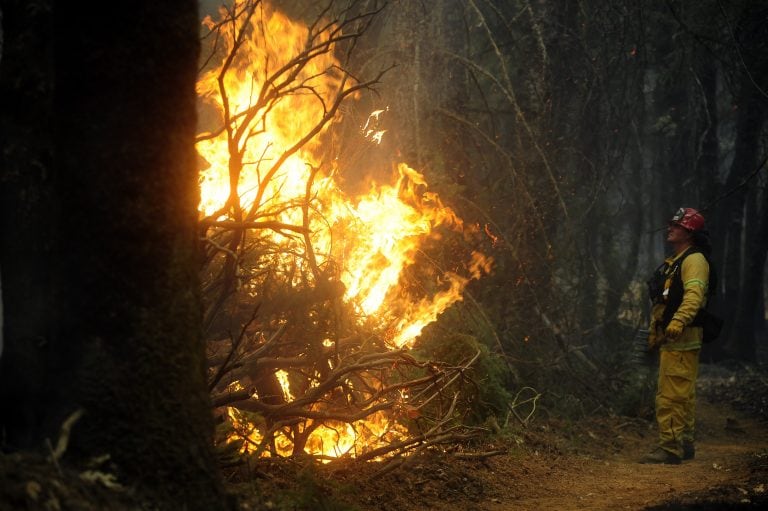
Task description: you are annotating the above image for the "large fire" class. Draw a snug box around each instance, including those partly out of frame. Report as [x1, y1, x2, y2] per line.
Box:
[197, 1, 491, 460]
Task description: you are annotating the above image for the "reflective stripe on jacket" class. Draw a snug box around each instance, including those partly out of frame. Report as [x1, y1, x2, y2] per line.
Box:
[650, 250, 709, 351]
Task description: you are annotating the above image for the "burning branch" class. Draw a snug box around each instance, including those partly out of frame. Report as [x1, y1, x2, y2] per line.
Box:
[197, 1, 390, 334]
[197, 0, 495, 467]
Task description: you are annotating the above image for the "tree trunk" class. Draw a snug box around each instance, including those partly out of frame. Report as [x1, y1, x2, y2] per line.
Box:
[713, 86, 765, 360]
[732, 192, 768, 361]
[0, 0, 56, 450]
[0, 1, 230, 508]
[714, 2, 768, 362]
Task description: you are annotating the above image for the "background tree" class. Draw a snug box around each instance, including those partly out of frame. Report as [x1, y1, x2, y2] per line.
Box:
[0, 1, 230, 508]
[709, 1, 768, 361]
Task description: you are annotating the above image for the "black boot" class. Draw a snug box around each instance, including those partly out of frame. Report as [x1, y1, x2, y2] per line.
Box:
[682, 441, 695, 460]
[640, 447, 681, 465]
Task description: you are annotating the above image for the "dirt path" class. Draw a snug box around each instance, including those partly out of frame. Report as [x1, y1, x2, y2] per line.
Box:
[482, 399, 768, 511]
[334, 365, 768, 511]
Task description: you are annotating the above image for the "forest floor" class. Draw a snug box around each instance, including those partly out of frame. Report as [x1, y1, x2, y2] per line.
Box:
[234, 362, 768, 511]
[2, 362, 767, 511]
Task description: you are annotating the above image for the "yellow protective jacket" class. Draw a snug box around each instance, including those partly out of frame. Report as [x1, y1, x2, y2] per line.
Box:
[649, 249, 709, 351]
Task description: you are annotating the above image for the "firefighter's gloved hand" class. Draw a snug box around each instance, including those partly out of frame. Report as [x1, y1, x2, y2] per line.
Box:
[665, 319, 684, 339]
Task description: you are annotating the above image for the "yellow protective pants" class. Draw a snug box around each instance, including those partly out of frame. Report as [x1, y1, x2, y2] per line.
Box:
[655, 349, 700, 457]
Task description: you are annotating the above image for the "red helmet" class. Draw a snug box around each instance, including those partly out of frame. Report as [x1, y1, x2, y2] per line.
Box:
[669, 207, 705, 232]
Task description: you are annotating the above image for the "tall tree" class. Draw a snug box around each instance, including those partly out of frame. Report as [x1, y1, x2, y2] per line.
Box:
[713, 2, 768, 361]
[0, 1, 230, 508]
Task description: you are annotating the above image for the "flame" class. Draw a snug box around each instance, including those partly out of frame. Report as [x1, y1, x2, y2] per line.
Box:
[275, 370, 294, 401]
[196, 2, 341, 219]
[362, 107, 388, 144]
[228, 407, 408, 460]
[330, 163, 463, 323]
[200, 2, 491, 460]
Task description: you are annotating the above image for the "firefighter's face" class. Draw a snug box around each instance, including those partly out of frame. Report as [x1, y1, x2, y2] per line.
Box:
[667, 223, 692, 244]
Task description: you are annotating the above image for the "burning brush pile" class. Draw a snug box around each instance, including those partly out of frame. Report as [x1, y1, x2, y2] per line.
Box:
[197, 1, 495, 468]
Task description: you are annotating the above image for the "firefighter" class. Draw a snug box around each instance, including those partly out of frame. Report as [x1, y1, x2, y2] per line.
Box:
[642, 207, 710, 465]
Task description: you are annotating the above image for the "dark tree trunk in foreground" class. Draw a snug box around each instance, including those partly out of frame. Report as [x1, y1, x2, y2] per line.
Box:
[0, 0, 57, 449]
[0, 1, 229, 508]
